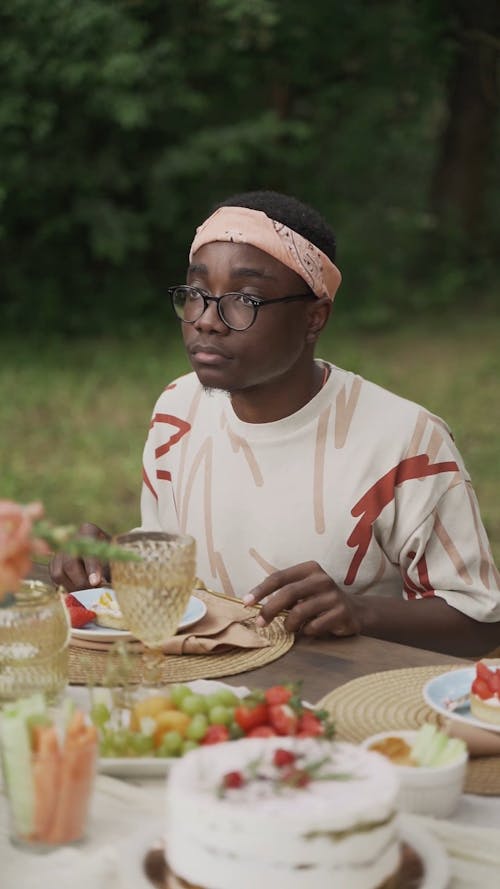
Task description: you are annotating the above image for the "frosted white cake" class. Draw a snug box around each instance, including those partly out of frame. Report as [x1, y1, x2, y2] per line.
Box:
[165, 737, 401, 889]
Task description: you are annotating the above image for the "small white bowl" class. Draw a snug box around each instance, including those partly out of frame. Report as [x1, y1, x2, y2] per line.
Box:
[361, 729, 468, 818]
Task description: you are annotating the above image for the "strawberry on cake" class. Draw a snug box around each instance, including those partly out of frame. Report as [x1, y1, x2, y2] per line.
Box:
[470, 659, 500, 726]
[165, 737, 401, 889]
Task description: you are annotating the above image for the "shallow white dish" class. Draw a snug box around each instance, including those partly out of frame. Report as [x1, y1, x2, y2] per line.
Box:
[68, 680, 249, 778]
[424, 667, 500, 734]
[118, 813, 449, 889]
[70, 588, 207, 642]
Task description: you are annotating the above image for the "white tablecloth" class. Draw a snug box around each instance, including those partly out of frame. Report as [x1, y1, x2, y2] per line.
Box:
[3, 677, 500, 889]
[2, 774, 500, 889]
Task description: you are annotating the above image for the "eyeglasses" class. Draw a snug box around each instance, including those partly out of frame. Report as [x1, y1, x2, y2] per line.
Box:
[168, 285, 315, 331]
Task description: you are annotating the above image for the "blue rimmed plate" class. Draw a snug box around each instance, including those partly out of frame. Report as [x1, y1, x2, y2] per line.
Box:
[423, 667, 500, 734]
[70, 587, 207, 642]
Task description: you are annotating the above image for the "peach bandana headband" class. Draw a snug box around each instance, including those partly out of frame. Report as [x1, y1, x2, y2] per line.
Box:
[189, 206, 342, 301]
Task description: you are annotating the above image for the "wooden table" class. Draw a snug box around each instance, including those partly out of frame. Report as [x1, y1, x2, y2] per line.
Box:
[222, 634, 469, 702]
[32, 562, 469, 703]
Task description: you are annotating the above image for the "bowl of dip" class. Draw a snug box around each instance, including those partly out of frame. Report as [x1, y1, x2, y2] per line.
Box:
[361, 728, 468, 818]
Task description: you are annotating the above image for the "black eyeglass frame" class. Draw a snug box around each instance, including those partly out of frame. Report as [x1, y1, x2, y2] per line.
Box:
[168, 285, 316, 331]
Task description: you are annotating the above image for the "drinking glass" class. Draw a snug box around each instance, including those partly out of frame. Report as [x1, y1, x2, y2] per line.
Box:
[0, 580, 70, 704]
[1, 700, 98, 851]
[109, 532, 196, 682]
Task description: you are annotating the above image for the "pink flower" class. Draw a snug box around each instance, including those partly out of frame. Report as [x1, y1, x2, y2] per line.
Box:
[0, 501, 50, 601]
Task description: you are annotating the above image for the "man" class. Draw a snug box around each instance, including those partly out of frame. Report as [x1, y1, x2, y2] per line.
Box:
[51, 190, 500, 655]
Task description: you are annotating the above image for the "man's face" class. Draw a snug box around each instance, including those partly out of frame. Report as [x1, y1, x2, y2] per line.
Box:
[182, 241, 319, 394]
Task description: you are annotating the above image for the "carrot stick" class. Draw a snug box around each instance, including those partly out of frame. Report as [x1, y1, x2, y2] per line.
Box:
[46, 720, 97, 844]
[65, 730, 98, 841]
[31, 726, 61, 841]
[66, 710, 85, 739]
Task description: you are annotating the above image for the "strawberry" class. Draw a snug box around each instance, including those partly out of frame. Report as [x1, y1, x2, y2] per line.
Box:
[273, 748, 296, 767]
[489, 669, 500, 697]
[471, 677, 492, 700]
[476, 661, 493, 684]
[66, 605, 96, 629]
[268, 703, 298, 736]
[477, 661, 500, 697]
[65, 594, 84, 608]
[297, 709, 325, 737]
[234, 702, 269, 734]
[264, 685, 293, 706]
[223, 771, 245, 789]
[202, 725, 230, 745]
[247, 725, 277, 738]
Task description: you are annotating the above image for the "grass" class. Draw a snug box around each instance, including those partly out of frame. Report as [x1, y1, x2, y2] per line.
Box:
[2, 313, 499, 564]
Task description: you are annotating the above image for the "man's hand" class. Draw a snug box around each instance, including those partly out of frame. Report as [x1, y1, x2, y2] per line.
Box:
[243, 561, 363, 638]
[49, 522, 111, 592]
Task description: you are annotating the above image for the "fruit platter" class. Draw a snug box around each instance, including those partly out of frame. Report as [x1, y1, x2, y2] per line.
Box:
[68, 678, 334, 777]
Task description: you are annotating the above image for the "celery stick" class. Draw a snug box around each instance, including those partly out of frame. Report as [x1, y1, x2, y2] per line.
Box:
[410, 723, 466, 767]
[421, 730, 449, 766]
[434, 738, 467, 766]
[1, 694, 46, 836]
[410, 724, 437, 764]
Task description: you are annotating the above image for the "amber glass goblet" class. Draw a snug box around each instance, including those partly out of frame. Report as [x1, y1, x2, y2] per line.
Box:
[109, 532, 196, 683]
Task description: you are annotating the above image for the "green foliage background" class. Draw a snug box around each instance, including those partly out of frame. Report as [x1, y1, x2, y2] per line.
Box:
[0, 2, 498, 564]
[1, 0, 499, 333]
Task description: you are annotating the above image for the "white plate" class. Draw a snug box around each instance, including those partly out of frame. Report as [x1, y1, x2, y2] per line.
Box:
[117, 812, 449, 889]
[68, 680, 250, 777]
[423, 667, 500, 734]
[70, 588, 207, 642]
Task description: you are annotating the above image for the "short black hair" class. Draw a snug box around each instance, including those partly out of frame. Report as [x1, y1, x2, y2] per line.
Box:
[215, 190, 337, 262]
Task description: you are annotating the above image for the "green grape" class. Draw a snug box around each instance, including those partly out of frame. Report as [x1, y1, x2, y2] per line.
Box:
[99, 732, 117, 757]
[157, 730, 183, 757]
[211, 689, 240, 708]
[204, 692, 225, 709]
[131, 733, 154, 756]
[90, 702, 111, 728]
[181, 739, 199, 755]
[179, 694, 209, 716]
[125, 731, 140, 756]
[170, 684, 193, 707]
[186, 713, 208, 741]
[111, 729, 130, 755]
[208, 705, 232, 726]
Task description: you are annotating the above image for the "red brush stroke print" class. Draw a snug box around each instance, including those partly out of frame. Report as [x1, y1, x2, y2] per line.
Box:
[142, 466, 158, 501]
[156, 469, 172, 482]
[344, 455, 459, 586]
[404, 551, 435, 599]
[151, 413, 191, 459]
[414, 552, 435, 597]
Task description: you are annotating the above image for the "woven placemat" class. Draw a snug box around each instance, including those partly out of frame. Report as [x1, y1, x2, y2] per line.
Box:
[317, 665, 500, 797]
[68, 590, 294, 685]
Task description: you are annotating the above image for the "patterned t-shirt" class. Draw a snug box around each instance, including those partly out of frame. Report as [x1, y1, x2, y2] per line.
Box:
[140, 363, 500, 621]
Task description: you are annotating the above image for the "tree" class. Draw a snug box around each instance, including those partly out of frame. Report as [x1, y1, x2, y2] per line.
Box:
[430, 1, 500, 244]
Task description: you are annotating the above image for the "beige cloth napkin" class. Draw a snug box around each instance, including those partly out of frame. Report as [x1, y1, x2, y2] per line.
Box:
[70, 590, 270, 655]
[162, 590, 271, 654]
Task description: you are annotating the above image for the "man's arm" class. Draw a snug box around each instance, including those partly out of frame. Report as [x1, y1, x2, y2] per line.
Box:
[245, 559, 500, 658]
[354, 594, 499, 657]
[50, 522, 111, 591]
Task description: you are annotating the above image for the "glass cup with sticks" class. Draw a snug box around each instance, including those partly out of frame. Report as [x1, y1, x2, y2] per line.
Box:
[109, 531, 196, 684]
